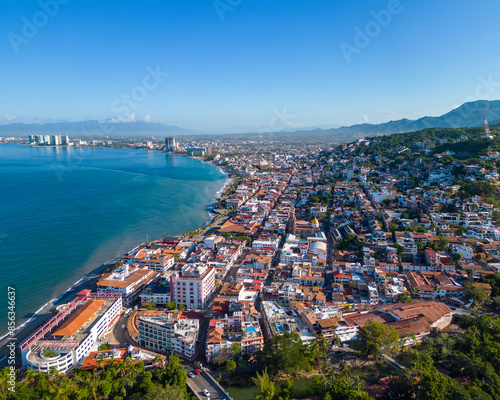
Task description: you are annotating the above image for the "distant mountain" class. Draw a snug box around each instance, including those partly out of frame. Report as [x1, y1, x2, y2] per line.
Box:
[283, 100, 500, 138]
[2, 100, 499, 139]
[0, 120, 191, 137]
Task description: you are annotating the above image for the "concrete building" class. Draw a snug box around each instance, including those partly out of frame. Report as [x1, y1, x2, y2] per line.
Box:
[138, 314, 199, 359]
[21, 290, 122, 373]
[165, 137, 177, 152]
[96, 265, 157, 306]
[171, 264, 215, 309]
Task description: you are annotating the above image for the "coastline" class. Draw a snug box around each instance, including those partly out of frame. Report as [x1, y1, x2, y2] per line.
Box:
[0, 148, 230, 365]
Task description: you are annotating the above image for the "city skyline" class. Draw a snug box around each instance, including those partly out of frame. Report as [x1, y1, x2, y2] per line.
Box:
[2, 0, 500, 132]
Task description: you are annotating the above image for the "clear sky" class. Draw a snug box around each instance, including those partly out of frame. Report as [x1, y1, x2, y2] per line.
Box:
[1, 0, 500, 132]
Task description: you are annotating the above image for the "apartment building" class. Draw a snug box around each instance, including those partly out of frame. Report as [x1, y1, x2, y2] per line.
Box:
[170, 263, 215, 309]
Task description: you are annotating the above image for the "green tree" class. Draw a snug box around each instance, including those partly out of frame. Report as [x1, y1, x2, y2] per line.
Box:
[277, 379, 294, 400]
[358, 319, 399, 361]
[397, 292, 412, 303]
[231, 342, 241, 357]
[226, 360, 237, 372]
[251, 368, 275, 400]
[166, 301, 176, 310]
[465, 283, 488, 307]
[256, 332, 312, 376]
[177, 303, 186, 311]
[146, 301, 156, 310]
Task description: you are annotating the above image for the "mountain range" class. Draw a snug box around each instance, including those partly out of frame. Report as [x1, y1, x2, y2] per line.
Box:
[0, 120, 190, 137]
[0, 100, 499, 138]
[290, 100, 500, 138]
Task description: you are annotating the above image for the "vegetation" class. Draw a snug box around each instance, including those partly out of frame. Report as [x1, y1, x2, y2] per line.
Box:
[358, 319, 399, 361]
[1, 355, 193, 400]
[465, 283, 489, 307]
[390, 314, 500, 399]
[256, 332, 313, 376]
[251, 368, 275, 400]
[42, 348, 58, 358]
[309, 365, 369, 400]
[397, 292, 412, 303]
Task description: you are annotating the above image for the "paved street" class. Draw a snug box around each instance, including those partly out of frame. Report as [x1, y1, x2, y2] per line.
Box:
[181, 362, 229, 400]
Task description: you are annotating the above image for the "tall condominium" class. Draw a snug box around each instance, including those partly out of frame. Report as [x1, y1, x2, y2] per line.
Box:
[170, 264, 215, 310]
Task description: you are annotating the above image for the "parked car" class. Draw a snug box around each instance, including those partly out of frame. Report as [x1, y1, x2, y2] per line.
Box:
[188, 371, 195, 378]
[193, 369, 201, 375]
[203, 389, 210, 396]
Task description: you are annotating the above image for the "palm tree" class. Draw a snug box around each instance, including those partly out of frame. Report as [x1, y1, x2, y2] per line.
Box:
[251, 368, 275, 400]
[96, 353, 106, 370]
[350, 375, 365, 391]
[309, 340, 321, 369]
[153, 355, 164, 368]
[339, 363, 351, 380]
[318, 333, 329, 358]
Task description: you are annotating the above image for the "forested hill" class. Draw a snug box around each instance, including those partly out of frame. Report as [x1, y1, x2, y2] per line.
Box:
[351, 125, 500, 158]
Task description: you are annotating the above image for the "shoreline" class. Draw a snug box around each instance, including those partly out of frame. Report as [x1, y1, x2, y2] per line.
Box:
[0, 156, 231, 363]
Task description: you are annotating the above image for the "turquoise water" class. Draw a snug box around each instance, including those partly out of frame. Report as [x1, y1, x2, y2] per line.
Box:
[0, 144, 226, 335]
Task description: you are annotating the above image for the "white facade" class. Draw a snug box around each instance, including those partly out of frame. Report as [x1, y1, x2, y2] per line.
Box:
[22, 294, 122, 373]
[171, 264, 215, 310]
[138, 315, 199, 359]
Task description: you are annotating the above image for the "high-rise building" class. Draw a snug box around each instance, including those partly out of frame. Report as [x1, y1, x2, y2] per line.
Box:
[61, 135, 69, 146]
[51, 135, 62, 146]
[170, 264, 215, 310]
[165, 137, 176, 152]
[347, 165, 354, 180]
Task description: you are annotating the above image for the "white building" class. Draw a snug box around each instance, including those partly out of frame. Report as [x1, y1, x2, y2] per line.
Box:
[21, 291, 122, 373]
[138, 314, 199, 359]
[96, 265, 157, 306]
[171, 264, 215, 310]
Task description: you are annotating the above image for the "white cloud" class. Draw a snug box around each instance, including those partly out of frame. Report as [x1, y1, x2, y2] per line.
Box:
[110, 113, 136, 123]
[363, 115, 369, 123]
[144, 114, 152, 122]
[1, 114, 22, 121]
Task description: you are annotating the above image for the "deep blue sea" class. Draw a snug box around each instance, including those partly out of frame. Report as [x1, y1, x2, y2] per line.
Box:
[0, 143, 226, 336]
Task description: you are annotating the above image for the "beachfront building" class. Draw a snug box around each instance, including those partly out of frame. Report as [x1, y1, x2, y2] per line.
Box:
[170, 263, 215, 310]
[138, 314, 199, 360]
[96, 264, 157, 306]
[20, 290, 122, 374]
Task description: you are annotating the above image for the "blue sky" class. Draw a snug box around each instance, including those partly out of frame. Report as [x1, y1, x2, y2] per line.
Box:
[1, 0, 500, 132]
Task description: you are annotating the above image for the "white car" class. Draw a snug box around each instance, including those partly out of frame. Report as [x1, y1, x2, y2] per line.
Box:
[203, 389, 210, 396]
[188, 371, 195, 378]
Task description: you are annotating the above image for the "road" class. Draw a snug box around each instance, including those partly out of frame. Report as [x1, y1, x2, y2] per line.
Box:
[182, 362, 230, 400]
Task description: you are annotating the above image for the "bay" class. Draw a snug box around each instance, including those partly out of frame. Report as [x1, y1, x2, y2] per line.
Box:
[0, 143, 226, 335]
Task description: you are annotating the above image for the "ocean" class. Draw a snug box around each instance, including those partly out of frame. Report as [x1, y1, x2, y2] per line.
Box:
[0, 143, 226, 336]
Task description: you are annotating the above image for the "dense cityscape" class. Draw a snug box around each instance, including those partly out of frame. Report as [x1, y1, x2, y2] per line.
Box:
[2, 117, 500, 400]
